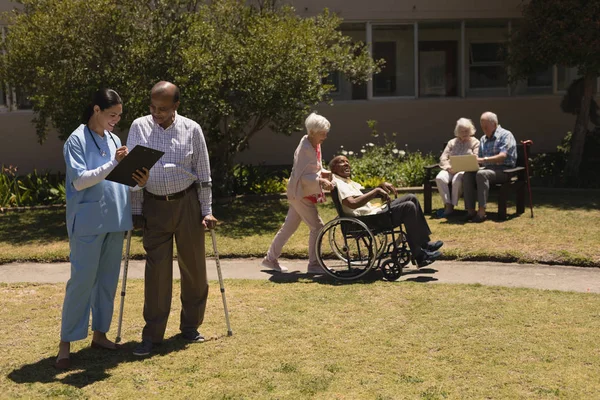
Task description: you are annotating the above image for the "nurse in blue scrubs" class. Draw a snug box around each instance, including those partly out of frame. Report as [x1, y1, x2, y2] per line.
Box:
[56, 89, 148, 369]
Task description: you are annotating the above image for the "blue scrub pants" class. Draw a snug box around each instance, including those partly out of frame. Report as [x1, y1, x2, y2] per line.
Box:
[60, 231, 124, 342]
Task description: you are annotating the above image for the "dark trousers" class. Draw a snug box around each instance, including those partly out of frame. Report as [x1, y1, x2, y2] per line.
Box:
[379, 194, 431, 257]
[141, 189, 209, 342]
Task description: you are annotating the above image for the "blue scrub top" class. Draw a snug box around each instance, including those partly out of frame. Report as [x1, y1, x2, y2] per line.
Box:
[64, 124, 133, 237]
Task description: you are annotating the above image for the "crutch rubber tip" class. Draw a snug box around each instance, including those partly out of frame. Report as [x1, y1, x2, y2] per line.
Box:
[227, 331, 233, 336]
[115, 337, 121, 344]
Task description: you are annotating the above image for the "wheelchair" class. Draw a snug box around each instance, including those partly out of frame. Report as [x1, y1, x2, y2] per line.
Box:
[315, 186, 413, 282]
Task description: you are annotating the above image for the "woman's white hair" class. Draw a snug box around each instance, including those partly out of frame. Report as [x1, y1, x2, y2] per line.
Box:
[305, 112, 331, 135]
[454, 117, 476, 137]
[480, 111, 499, 125]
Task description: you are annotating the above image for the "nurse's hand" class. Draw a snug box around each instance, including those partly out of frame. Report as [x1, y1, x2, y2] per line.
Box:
[132, 167, 149, 187]
[115, 146, 129, 162]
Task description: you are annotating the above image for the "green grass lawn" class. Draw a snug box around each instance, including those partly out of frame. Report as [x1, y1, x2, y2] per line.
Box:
[1, 189, 599, 267]
[1, 280, 599, 399]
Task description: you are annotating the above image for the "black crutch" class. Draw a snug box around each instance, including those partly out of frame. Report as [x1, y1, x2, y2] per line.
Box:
[521, 140, 534, 218]
[209, 229, 233, 336]
[115, 230, 133, 343]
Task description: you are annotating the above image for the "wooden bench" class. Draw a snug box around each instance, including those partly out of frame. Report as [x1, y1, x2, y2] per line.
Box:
[423, 142, 531, 220]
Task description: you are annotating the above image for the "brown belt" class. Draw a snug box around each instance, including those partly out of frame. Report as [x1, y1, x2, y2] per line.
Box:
[144, 184, 196, 201]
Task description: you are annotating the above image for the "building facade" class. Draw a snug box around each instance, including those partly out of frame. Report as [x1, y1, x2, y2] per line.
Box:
[1, 0, 596, 172]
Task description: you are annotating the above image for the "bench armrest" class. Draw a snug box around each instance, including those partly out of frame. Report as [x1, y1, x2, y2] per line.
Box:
[503, 166, 524, 175]
[424, 164, 441, 170]
[424, 163, 441, 181]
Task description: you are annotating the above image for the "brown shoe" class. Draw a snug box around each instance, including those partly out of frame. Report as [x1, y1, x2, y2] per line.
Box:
[472, 214, 487, 223]
[54, 356, 71, 370]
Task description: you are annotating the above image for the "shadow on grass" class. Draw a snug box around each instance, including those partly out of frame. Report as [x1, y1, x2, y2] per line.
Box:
[434, 210, 523, 225]
[530, 188, 600, 210]
[6, 335, 208, 388]
[264, 266, 440, 285]
[0, 209, 67, 245]
[213, 199, 290, 238]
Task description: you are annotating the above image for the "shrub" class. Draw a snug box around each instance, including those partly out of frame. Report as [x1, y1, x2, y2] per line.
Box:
[231, 164, 288, 195]
[0, 165, 66, 208]
[333, 121, 436, 188]
[530, 130, 600, 188]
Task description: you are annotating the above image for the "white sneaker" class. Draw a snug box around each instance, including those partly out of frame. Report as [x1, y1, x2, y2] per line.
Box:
[306, 263, 325, 274]
[260, 257, 288, 272]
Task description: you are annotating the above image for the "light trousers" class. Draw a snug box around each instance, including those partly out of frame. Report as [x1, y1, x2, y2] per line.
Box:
[61, 231, 124, 342]
[266, 197, 324, 266]
[463, 168, 509, 210]
[435, 170, 465, 206]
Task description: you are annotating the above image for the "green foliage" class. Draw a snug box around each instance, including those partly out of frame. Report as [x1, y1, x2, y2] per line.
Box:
[506, 0, 600, 80]
[505, 0, 600, 180]
[335, 121, 436, 188]
[0, 165, 66, 208]
[531, 130, 600, 188]
[232, 164, 288, 195]
[1, 0, 381, 191]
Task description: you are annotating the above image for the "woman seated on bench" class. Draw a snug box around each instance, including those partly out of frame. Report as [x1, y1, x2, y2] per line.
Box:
[329, 155, 443, 268]
[435, 117, 480, 217]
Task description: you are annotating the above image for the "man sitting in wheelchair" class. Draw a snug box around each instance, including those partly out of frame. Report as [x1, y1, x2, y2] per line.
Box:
[330, 155, 443, 268]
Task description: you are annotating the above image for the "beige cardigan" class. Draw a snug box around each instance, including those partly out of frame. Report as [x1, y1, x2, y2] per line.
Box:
[439, 137, 480, 170]
[286, 135, 325, 200]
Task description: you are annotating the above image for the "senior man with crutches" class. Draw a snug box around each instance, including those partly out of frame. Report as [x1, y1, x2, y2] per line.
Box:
[123, 81, 227, 356]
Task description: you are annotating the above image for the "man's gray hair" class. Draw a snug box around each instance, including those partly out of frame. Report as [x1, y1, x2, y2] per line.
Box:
[305, 112, 331, 135]
[454, 117, 476, 137]
[480, 111, 499, 125]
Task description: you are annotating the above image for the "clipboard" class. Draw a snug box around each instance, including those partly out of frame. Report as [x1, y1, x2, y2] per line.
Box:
[106, 145, 164, 187]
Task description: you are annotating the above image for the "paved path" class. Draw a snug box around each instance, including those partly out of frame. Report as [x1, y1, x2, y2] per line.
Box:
[1, 259, 599, 293]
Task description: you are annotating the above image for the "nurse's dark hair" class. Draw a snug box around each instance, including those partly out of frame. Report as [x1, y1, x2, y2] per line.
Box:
[82, 89, 122, 123]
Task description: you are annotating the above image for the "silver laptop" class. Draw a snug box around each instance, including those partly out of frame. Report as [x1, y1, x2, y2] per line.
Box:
[449, 154, 480, 172]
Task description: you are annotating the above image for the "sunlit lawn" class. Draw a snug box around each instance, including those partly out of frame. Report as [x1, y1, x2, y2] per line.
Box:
[0, 189, 599, 267]
[1, 280, 599, 399]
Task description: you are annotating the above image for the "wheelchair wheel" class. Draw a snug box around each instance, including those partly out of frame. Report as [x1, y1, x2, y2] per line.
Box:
[380, 259, 403, 281]
[328, 227, 386, 262]
[392, 232, 411, 268]
[374, 234, 388, 259]
[317, 217, 377, 281]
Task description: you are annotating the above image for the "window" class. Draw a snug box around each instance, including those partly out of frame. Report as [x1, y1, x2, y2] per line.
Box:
[328, 23, 368, 101]
[418, 22, 461, 97]
[469, 42, 507, 89]
[557, 66, 579, 92]
[372, 24, 415, 97]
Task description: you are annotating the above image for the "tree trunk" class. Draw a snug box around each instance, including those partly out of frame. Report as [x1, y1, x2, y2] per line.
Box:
[564, 74, 595, 183]
[210, 140, 236, 197]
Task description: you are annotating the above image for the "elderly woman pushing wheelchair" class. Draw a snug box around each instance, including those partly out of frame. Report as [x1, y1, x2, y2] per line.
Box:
[261, 112, 334, 274]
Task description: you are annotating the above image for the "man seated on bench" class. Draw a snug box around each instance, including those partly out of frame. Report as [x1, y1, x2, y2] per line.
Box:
[329, 155, 443, 268]
[464, 111, 517, 222]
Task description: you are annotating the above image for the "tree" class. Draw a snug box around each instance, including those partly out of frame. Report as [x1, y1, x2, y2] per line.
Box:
[0, 0, 380, 192]
[506, 0, 600, 183]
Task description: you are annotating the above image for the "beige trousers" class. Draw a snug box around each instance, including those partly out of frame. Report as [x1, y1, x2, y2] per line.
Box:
[266, 197, 324, 266]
